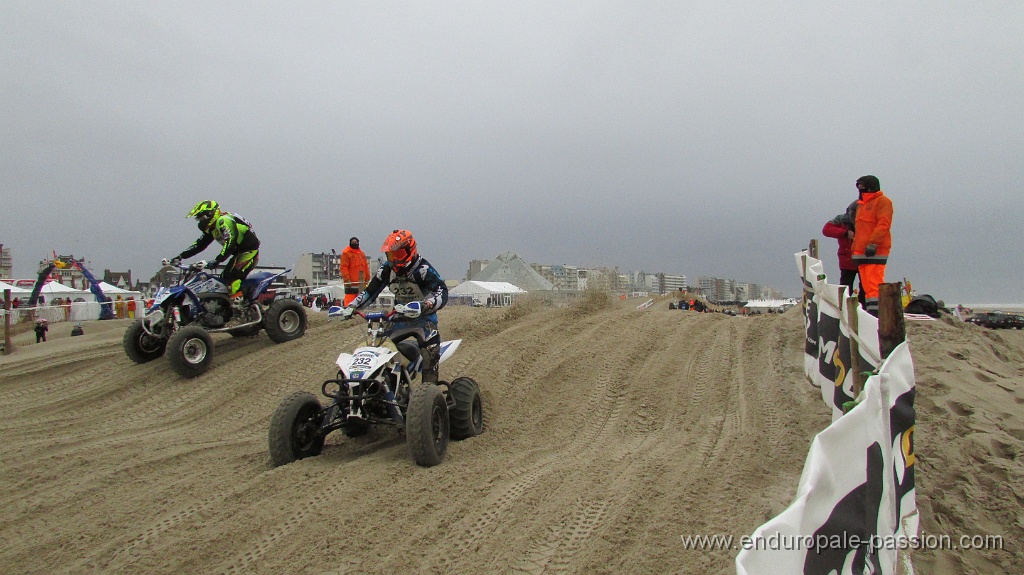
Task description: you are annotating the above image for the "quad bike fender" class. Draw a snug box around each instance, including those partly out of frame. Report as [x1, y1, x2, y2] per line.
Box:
[244, 269, 290, 299]
[150, 285, 196, 310]
[438, 339, 461, 365]
[336, 346, 398, 378]
[144, 286, 198, 331]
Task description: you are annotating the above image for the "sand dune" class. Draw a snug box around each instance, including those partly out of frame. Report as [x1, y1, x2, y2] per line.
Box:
[1, 296, 1020, 574]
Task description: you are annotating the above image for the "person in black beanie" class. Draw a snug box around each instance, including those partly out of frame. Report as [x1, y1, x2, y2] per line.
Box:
[851, 175, 893, 317]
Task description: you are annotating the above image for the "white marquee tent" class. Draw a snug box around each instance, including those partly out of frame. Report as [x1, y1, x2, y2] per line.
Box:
[97, 281, 131, 294]
[0, 281, 30, 294]
[449, 281, 526, 307]
[742, 298, 799, 314]
[38, 281, 88, 297]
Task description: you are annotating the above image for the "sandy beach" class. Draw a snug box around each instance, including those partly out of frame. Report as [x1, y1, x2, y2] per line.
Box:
[0, 296, 1020, 574]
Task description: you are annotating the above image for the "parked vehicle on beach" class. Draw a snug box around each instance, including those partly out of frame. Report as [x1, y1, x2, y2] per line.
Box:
[123, 260, 306, 377]
[965, 312, 1022, 330]
[268, 303, 483, 468]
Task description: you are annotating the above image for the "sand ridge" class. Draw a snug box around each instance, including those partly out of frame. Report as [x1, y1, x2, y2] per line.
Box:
[0, 297, 1020, 574]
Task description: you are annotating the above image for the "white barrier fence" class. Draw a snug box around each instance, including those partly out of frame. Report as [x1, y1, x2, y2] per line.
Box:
[735, 250, 918, 575]
[2, 299, 144, 326]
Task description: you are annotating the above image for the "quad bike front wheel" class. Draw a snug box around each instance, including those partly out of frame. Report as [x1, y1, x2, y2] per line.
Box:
[268, 391, 326, 467]
[264, 299, 307, 343]
[449, 377, 484, 440]
[166, 325, 214, 378]
[406, 383, 450, 467]
[123, 320, 166, 363]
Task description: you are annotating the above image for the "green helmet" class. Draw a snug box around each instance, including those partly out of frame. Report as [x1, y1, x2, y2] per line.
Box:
[187, 200, 220, 231]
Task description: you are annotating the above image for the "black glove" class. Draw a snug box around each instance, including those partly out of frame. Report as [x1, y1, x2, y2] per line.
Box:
[865, 244, 877, 258]
[170, 256, 182, 266]
[207, 260, 222, 270]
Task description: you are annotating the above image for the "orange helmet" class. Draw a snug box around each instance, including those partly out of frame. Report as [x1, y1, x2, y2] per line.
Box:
[381, 229, 417, 274]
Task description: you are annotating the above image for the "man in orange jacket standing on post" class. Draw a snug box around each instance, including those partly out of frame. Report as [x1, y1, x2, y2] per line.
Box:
[851, 175, 893, 317]
[340, 237, 371, 306]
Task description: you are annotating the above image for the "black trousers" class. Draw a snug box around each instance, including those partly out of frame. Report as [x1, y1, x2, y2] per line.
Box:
[839, 269, 866, 307]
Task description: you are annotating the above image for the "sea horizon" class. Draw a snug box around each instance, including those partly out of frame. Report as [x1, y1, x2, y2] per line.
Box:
[961, 303, 1024, 312]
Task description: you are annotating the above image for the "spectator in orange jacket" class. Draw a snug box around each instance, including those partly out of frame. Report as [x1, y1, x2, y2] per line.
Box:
[851, 175, 893, 317]
[339, 237, 371, 306]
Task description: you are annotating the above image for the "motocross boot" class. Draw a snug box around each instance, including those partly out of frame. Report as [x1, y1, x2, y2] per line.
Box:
[421, 343, 440, 384]
[229, 292, 248, 319]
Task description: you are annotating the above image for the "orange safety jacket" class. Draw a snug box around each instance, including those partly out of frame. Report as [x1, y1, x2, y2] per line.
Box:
[851, 191, 893, 265]
[339, 246, 370, 289]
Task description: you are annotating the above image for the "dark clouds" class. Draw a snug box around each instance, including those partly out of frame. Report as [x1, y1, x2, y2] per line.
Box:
[2, 2, 1022, 303]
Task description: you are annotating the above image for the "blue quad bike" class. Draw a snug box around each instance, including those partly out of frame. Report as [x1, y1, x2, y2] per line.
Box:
[123, 260, 306, 377]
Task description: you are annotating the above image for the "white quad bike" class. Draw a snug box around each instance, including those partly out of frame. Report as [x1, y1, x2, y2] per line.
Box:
[268, 302, 483, 467]
[123, 260, 306, 378]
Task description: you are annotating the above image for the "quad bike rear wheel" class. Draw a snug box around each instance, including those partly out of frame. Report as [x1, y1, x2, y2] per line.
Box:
[268, 391, 326, 467]
[264, 299, 307, 343]
[123, 319, 166, 363]
[166, 325, 214, 378]
[406, 384, 449, 467]
[449, 377, 484, 440]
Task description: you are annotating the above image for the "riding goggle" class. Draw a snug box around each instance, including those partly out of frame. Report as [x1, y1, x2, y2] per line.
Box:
[386, 248, 410, 263]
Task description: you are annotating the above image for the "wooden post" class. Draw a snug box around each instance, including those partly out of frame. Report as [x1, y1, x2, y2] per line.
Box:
[878, 282, 906, 360]
[801, 253, 808, 310]
[809, 239, 819, 259]
[847, 295, 862, 398]
[3, 289, 12, 355]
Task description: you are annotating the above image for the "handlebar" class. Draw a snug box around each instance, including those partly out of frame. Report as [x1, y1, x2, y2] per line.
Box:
[162, 260, 207, 272]
[327, 305, 399, 321]
[159, 260, 215, 287]
[358, 310, 398, 321]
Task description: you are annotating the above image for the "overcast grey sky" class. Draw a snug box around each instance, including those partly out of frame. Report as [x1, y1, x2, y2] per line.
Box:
[3, 1, 1022, 303]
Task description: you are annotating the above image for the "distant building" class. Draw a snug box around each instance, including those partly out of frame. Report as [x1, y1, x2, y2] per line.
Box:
[660, 274, 687, 294]
[103, 270, 133, 289]
[471, 252, 554, 292]
[145, 265, 180, 296]
[465, 259, 490, 281]
[531, 263, 584, 292]
[0, 244, 11, 279]
[621, 271, 648, 293]
[293, 252, 345, 287]
[581, 267, 621, 292]
[41, 254, 86, 288]
[465, 255, 780, 299]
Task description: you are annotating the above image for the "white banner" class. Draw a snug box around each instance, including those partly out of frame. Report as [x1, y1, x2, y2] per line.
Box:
[736, 342, 917, 575]
[794, 251, 882, 420]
